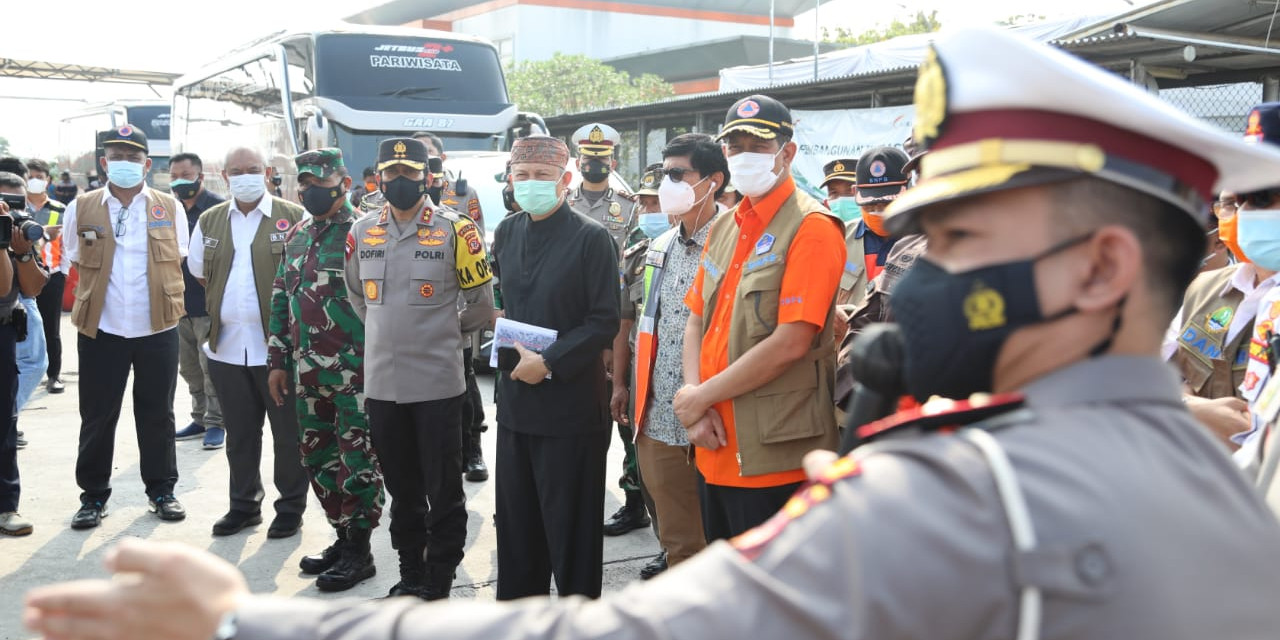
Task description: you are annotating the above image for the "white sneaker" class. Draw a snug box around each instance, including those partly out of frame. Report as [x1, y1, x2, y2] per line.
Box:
[0, 511, 33, 536]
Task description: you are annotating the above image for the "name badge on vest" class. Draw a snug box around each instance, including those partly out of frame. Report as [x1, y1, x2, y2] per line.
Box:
[270, 232, 287, 243]
[203, 237, 219, 249]
[755, 233, 775, 255]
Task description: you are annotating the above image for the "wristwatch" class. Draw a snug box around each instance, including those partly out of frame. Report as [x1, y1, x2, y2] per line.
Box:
[14, 252, 32, 263]
[212, 611, 237, 640]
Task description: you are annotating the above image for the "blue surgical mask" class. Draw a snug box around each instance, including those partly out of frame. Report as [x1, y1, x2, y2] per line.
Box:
[1237, 208, 1280, 269]
[638, 212, 671, 238]
[829, 197, 861, 223]
[514, 178, 563, 216]
[106, 160, 145, 189]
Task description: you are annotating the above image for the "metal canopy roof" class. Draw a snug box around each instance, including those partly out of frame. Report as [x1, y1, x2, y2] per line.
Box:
[603, 36, 844, 83]
[346, 0, 834, 24]
[0, 58, 182, 85]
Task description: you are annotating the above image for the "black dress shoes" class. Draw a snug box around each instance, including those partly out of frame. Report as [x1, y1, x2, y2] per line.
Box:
[212, 510, 263, 536]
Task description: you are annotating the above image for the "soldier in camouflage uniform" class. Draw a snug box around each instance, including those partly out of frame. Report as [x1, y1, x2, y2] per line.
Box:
[266, 148, 384, 593]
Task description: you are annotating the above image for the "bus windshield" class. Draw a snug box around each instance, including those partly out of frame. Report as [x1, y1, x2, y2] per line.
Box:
[125, 105, 171, 142]
[314, 34, 509, 114]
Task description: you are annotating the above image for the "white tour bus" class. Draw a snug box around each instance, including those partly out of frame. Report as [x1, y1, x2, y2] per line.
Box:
[172, 25, 540, 198]
[57, 101, 172, 190]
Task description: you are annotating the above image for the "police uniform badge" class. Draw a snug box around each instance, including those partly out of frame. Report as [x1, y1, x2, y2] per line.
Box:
[912, 47, 948, 150]
[964, 282, 1006, 331]
[365, 280, 379, 300]
[608, 201, 623, 221]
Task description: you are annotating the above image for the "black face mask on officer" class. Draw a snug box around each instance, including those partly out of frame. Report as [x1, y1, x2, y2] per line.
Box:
[581, 158, 610, 185]
[382, 176, 426, 211]
[502, 186, 518, 214]
[890, 233, 1112, 401]
[170, 177, 201, 201]
[301, 181, 346, 217]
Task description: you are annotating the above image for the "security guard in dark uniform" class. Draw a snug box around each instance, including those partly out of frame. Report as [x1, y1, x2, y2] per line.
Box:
[343, 138, 494, 600]
[568, 123, 636, 253]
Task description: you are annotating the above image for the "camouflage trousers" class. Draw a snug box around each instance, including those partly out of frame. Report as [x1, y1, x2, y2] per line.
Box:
[297, 384, 385, 530]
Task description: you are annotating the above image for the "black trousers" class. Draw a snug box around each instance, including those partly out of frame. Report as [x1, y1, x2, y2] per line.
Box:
[697, 472, 803, 542]
[461, 347, 485, 437]
[0, 324, 19, 512]
[367, 394, 467, 568]
[495, 425, 609, 600]
[76, 329, 179, 504]
[35, 271, 64, 380]
[207, 361, 307, 516]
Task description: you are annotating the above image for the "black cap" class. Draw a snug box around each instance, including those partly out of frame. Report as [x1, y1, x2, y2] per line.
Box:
[855, 146, 910, 204]
[376, 137, 428, 172]
[101, 124, 148, 153]
[821, 159, 858, 189]
[1246, 102, 1280, 146]
[715, 95, 794, 142]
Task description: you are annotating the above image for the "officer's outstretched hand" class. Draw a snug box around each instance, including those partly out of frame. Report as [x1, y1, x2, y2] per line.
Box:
[25, 538, 249, 640]
[511, 343, 550, 385]
[267, 369, 289, 407]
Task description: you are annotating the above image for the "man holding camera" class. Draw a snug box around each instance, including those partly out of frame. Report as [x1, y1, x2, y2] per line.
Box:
[61, 125, 189, 530]
[0, 170, 50, 535]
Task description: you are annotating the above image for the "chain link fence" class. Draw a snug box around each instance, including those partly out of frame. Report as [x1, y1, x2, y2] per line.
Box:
[1159, 82, 1263, 134]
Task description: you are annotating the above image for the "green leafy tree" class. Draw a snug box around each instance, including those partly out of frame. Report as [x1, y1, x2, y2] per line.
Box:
[998, 13, 1047, 27]
[822, 10, 942, 46]
[506, 53, 675, 117]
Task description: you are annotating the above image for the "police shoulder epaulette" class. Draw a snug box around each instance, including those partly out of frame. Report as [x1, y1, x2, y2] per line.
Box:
[617, 189, 637, 203]
[623, 238, 650, 259]
[436, 208, 461, 223]
[855, 392, 1027, 442]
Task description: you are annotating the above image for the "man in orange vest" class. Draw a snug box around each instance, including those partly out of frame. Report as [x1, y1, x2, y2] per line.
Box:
[674, 95, 846, 540]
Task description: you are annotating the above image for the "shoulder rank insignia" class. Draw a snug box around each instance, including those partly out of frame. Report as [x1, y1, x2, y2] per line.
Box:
[732, 455, 864, 561]
[854, 392, 1026, 444]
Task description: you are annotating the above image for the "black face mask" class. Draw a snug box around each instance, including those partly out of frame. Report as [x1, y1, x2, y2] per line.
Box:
[301, 183, 345, 217]
[271, 175, 283, 187]
[171, 178, 201, 201]
[426, 185, 443, 206]
[382, 176, 426, 211]
[581, 159, 610, 184]
[502, 187, 518, 213]
[890, 233, 1095, 401]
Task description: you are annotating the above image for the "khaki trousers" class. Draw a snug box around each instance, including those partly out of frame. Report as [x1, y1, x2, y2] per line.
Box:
[635, 432, 706, 566]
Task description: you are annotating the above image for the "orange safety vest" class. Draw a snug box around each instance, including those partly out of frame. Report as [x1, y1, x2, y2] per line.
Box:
[631, 227, 680, 436]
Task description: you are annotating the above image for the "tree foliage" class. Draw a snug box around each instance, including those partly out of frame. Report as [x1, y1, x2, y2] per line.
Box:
[505, 53, 675, 117]
[822, 10, 942, 46]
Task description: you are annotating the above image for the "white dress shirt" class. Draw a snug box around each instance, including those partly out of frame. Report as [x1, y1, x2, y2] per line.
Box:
[188, 197, 272, 367]
[61, 188, 190, 338]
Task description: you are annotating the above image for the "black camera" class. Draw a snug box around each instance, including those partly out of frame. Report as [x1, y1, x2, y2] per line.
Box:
[0, 193, 45, 251]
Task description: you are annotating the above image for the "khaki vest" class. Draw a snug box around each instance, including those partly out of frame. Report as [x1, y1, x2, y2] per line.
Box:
[1171, 265, 1251, 399]
[70, 188, 185, 338]
[199, 197, 304, 352]
[700, 189, 840, 476]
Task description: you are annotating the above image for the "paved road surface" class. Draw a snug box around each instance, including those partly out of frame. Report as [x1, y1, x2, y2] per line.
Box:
[0, 322, 659, 640]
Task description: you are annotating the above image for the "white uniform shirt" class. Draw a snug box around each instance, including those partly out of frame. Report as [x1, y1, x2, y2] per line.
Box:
[187, 198, 271, 367]
[61, 188, 190, 338]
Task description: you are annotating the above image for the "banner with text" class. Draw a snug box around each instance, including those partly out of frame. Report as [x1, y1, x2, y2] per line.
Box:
[791, 107, 914, 200]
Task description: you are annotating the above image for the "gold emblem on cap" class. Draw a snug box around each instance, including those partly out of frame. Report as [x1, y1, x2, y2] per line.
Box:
[833, 162, 845, 173]
[393, 141, 407, 158]
[964, 282, 1005, 331]
[913, 47, 947, 149]
[589, 126, 604, 143]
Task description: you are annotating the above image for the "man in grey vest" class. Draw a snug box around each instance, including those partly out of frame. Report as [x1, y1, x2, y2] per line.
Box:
[344, 138, 493, 600]
[187, 147, 307, 539]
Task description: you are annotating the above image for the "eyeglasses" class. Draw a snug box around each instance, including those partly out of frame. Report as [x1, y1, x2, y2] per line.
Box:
[1213, 200, 1238, 214]
[661, 167, 699, 183]
[114, 207, 130, 238]
[1236, 188, 1280, 209]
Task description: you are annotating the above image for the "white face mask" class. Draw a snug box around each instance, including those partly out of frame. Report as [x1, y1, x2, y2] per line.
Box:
[727, 148, 783, 198]
[26, 178, 47, 195]
[658, 174, 712, 216]
[228, 173, 267, 203]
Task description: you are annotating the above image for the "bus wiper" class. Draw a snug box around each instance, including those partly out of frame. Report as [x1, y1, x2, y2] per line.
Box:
[380, 87, 441, 98]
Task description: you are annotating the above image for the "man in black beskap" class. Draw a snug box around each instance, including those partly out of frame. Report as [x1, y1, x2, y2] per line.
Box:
[490, 135, 620, 600]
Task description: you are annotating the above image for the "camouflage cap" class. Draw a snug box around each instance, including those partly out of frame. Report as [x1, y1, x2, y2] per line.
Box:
[295, 148, 346, 179]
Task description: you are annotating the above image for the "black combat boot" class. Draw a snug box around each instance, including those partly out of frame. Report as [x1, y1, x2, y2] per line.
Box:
[422, 564, 457, 601]
[384, 546, 427, 599]
[299, 528, 346, 575]
[316, 528, 376, 592]
[464, 429, 489, 482]
[603, 491, 651, 536]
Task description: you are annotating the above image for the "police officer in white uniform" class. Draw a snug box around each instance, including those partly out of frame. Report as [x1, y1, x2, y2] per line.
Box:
[25, 28, 1280, 640]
